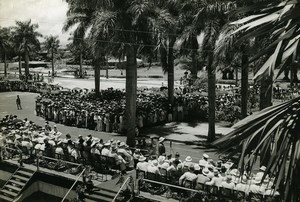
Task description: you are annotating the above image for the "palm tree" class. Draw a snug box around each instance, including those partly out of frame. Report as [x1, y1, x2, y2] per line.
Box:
[214, 1, 300, 200]
[185, 0, 236, 142]
[12, 20, 41, 79]
[63, 0, 100, 93]
[44, 35, 60, 76]
[0, 27, 11, 77]
[64, 0, 174, 146]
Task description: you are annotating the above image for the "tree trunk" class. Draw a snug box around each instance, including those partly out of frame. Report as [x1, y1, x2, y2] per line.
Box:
[125, 45, 137, 147]
[24, 48, 30, 78]
[168, 36, 176, 106]
[190, 37, 199, 80]
[259, 75, 273, 110]
[235, 67, 238, 86]
[241, 48, 249, 119]
[94, 58, 101, 97]
[51, 47, 54, 76]
[18, 54, 22, 76]
[79, 49, 83, 78]
[4, 52, 7, 77]
[207, 52, 216, 142]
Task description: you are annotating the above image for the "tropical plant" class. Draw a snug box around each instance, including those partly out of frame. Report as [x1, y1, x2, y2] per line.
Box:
[186, 0, 236, 142]
[0, 27, 12, 77]
[12, 20, 42, 79]
[44, 35, 60, 76]
[64, 0, 174, 146]
[214, 1, 300, 201]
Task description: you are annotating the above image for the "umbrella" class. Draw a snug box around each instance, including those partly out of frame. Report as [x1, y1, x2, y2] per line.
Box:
[72, 87, 82, 91]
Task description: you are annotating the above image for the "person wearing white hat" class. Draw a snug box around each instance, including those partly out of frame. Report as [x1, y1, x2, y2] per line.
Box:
[235, 175, 250, 195]
[179, 165, 197, 188]
[136, 156, 149, 172]
[55, 141, 64, 155]
[101, 142, 111, 156]
[255, 166, 267, 179]
[195, 167, 211, 189]
[199, 153, 209, 168]
[206, 169, 224, 187]
[220, 175, 235, 189]
[147, 160, 161, 175]
[183, 156, 194, 168]
[249, 177, 266, 198]
[117, 142, 134, 168]
[158, 137, 166, 156]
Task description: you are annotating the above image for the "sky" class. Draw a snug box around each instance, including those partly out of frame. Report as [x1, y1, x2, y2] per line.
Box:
[0, 0, 72, 47]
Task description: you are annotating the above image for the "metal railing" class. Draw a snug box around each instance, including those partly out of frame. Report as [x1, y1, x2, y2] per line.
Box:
[61, 167, 86, 202]
[112, 176, 134, 202]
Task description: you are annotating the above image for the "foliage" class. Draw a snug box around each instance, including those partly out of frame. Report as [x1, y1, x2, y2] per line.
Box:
[12, 20, 42, 56]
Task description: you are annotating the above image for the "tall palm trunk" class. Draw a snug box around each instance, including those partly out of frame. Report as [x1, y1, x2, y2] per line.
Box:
[241, 47, 249, 118]
[94, 58, 101, 97]
[190, 37, 199, 80]
[79, 49, 83, 78]
[235, 67, 238, 86]
[18, 54, 22, 76]
[125, 45, 137, 147]
[24, 48, 30, 78]
[207, 51, 216, 142]
[51, 47, 54, 76]
[168, 36, 176, 106]
[259, 75, 272, 110]
[4, 52, 7, 77]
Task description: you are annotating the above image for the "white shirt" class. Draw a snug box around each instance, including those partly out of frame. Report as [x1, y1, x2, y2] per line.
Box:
[136, 161, 149, 172]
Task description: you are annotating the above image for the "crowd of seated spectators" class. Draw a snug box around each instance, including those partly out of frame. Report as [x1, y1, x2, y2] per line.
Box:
[0, 115, 155, 175]
[135, 152, 280, 201]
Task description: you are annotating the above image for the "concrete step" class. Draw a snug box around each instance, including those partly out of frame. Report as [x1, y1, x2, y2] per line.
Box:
[94, 189, 116, 198]
[19, 167, 35, 173]
[85, 193, 113, 202]
[84, 198, 98, 202]
[16, 170, 33, 177]
[0, 189, 18, 197]
[12, 175, 29, 182]
[3, 184, 21, 192]
[0, 194, 14, 202]
[8, 180, 25, 187]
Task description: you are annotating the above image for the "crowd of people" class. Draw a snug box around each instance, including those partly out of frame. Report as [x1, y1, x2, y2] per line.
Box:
[136, 148, 280, 201]
[34, 86, 247, 136]
[0, 115, 156, 174]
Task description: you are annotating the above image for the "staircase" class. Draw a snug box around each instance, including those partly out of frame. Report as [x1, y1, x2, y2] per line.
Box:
[0, 167, 35, 202]
[84, 187, 117, 202]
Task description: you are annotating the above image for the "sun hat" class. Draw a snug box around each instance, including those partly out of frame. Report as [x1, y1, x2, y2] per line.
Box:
[152, 160, 158, 166]
[119, 142, 126, 147]
[202, 168, 210, 176]
[158, 156, 166, 164]
[259, 166, 266, 172]
[104, 142, 111, 146]
[139, 156, 146, 162]
[158, 137, 165, 143]
[185, 156, 192, 162]
[194, 164, 201, 171]
[254, 177, 262, 184]
[203, 154, 209, 159]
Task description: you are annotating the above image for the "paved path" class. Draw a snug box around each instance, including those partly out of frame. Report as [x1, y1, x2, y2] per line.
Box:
[0, 91, 227, 163]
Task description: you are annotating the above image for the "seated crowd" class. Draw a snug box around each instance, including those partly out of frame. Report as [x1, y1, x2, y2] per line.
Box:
[0, 115, 154, 174]
[136, 148, 280, 200]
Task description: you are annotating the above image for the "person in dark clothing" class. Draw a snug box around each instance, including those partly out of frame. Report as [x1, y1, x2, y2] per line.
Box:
[158, 137, 166, 156]
[16, 95, 22, 110]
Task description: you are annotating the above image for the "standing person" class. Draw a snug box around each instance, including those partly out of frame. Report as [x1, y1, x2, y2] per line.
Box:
[16, 95, 22, 110]
[158, 137, 166, 156]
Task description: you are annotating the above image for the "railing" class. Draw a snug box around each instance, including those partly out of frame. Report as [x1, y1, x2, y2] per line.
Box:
[112, 176, 134, 202]
[60, 167, 86, 202]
